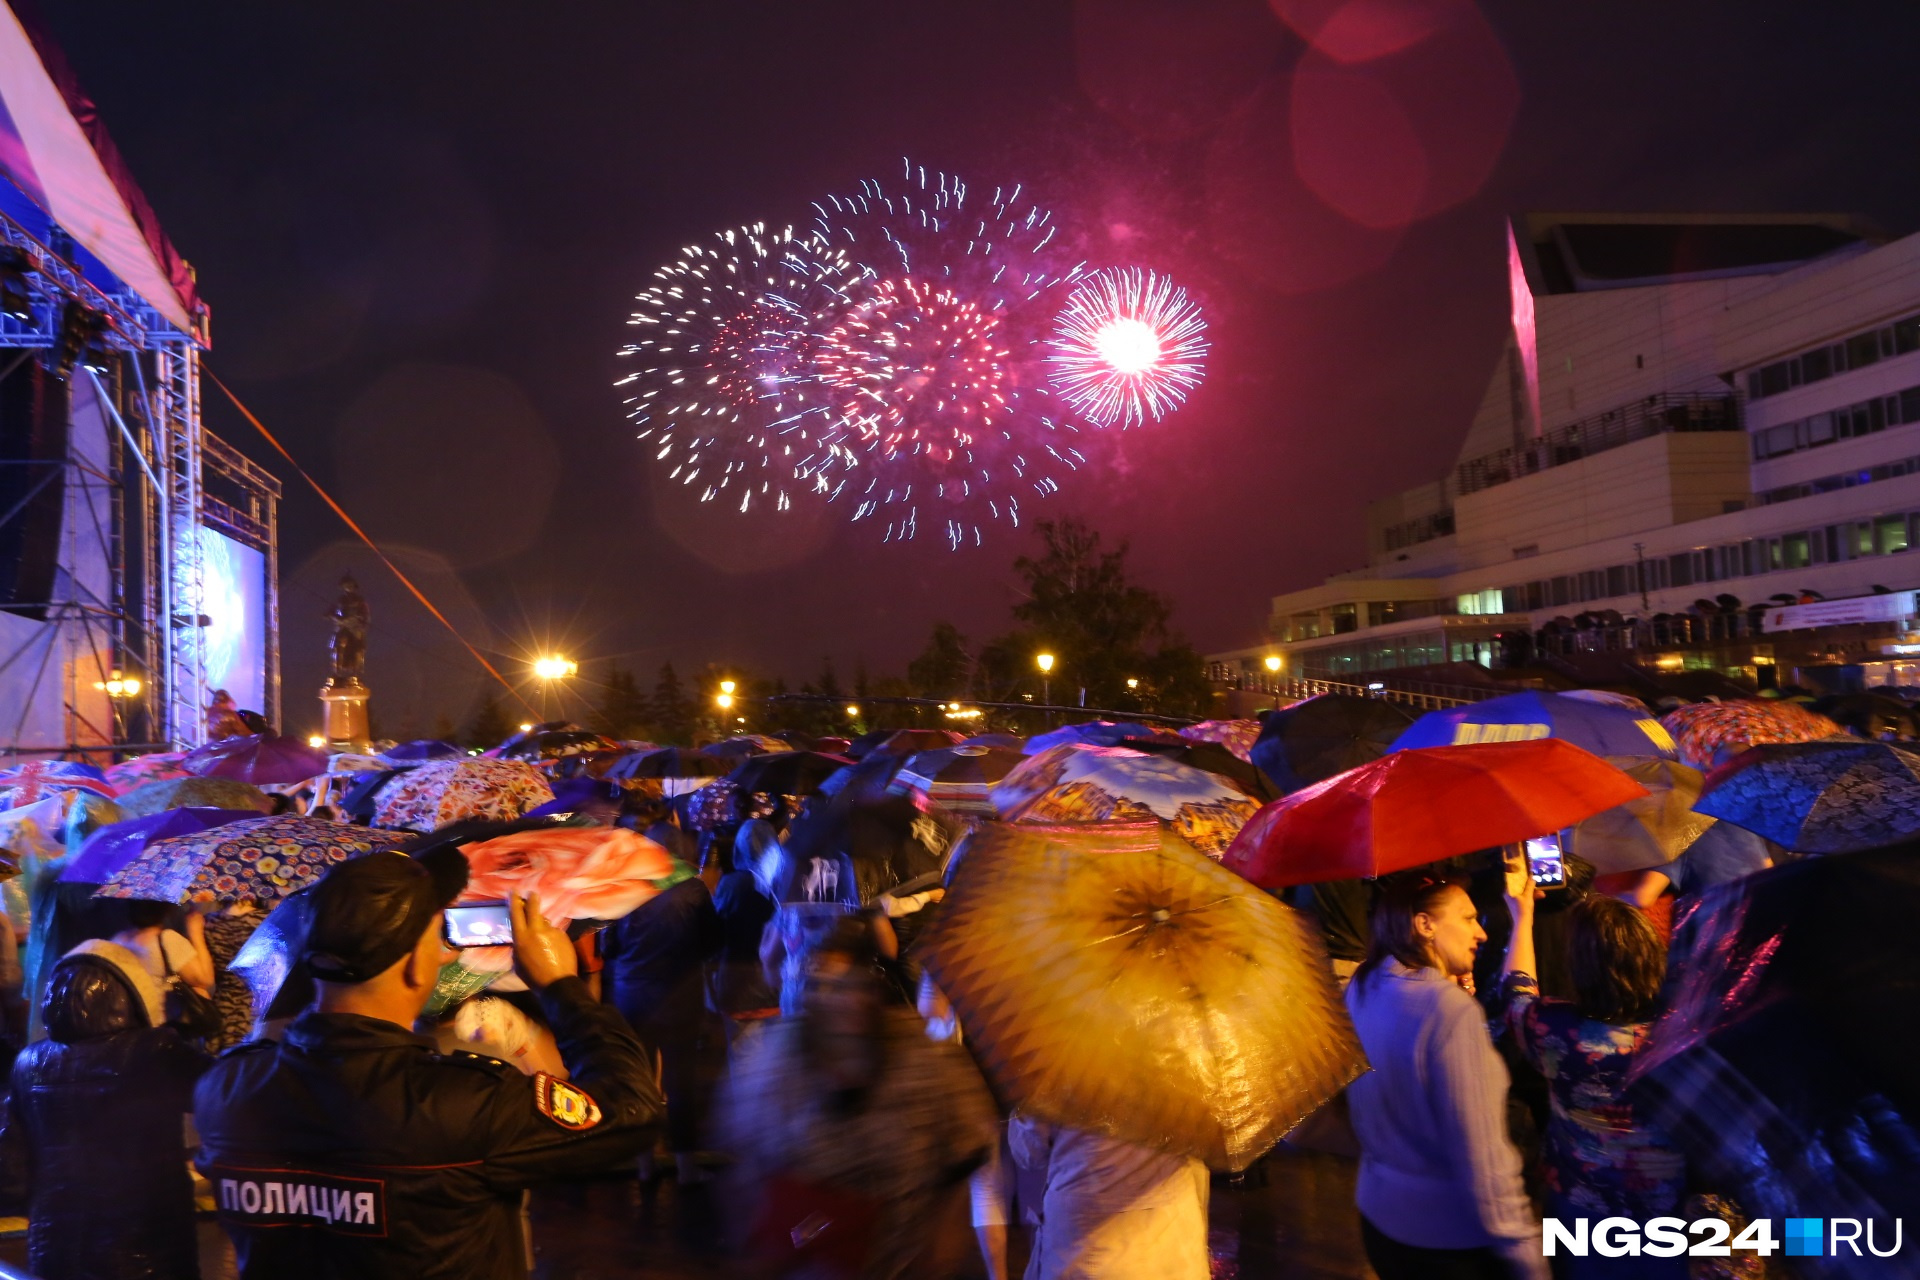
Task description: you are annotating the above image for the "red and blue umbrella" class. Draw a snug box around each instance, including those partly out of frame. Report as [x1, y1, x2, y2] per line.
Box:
[0, 760, 114, 812]
[61, 807, 252, 884]
[1392, 690, 1676, 759]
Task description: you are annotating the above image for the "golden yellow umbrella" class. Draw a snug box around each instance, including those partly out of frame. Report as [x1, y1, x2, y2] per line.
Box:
[921, 820, 1365, 1171]
[1566, 757, 1717, 875]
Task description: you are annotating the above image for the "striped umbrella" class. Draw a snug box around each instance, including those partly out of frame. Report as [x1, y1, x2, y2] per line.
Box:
[891, 745, 1025, 816]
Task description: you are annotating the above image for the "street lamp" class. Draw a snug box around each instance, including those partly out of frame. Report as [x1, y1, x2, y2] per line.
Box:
[1126, 677, 1139, 690]
[94, 669, 141, 741]
[1036, 652, 1054, 707]
[1264, 654, 1283, 711]
[532, 655, 576, 720]
[845, 704, 860, 718]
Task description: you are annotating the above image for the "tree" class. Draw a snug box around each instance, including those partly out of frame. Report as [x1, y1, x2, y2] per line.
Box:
[465, 696, 512, 751]
[907, 622, 973, 699]
[650, 663, 695, 745]
[991, 517, 1206, 715]
[593, 664, 651, 741]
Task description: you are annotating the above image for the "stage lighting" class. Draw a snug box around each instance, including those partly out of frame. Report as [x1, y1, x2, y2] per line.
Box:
[52, 300, 105, 378]
[0, 247, 34, 323]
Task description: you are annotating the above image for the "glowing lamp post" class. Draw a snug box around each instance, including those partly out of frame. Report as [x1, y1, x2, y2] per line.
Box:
[1264, 654, 1283, 710]
[1036, 652, 1054, 708]
[94, 669, 142, 742]
[533, 655, 577, 720]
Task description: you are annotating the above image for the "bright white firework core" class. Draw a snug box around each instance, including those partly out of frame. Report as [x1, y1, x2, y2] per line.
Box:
[1094, 317, 1163, 374]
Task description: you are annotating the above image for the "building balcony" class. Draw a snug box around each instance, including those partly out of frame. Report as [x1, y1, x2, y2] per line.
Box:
[1455, 392, 1741, 497]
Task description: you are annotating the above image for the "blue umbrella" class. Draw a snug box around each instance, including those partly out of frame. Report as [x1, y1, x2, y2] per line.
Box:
[1023, 721, 1173, 755]
[1693, 740, 1920, 854]
[377, 739, 466, 766]
[1391, 690, 1676, 759]
[60, 807, 252, 884]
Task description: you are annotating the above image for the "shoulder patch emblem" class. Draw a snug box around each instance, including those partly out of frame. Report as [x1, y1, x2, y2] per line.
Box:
[533, 1072, 602, 1131]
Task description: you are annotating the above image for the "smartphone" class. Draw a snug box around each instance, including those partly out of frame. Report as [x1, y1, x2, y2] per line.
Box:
[1524, 833, 1567, 889]
[444, 901, 513, 948]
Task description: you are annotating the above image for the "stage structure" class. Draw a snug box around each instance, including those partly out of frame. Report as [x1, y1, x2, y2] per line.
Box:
[0, 1, 278, 759]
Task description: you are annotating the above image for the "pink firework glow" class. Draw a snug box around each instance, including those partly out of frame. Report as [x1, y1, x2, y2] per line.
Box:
[1048, 267, 1209, 427]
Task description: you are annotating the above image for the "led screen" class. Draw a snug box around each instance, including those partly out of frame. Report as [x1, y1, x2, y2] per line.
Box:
[197, 527, 267, 714]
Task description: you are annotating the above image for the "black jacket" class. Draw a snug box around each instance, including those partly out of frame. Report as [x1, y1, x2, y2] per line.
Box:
[193, 976, 660, 1280]
[1, 952, 212, 1280]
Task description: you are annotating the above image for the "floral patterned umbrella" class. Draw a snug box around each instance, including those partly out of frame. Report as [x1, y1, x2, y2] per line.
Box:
[95, 814, 394, 906]
[1660, 700, 1843, 770]
[993, 745, 1261, 859]
[1693, 740, 1920, 854]
[0, 760, 115, 811]
[103, 753, 193, 793]
[1176, 719, 1262, 762]
[371, 758, 554, 832]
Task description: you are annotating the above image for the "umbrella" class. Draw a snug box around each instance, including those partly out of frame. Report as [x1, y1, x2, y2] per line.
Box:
[0, 760, 115, 811]
[525, 778, 625, 824]
[1116, 737, 1280, 805]
[706, 734, 794, 759]
[376, 740, 466, 767]
[604, 747, 732, 782]
[960, 733, 1025, 750]
[921, 821, 1367, 1171]
[488, 721, 575, 757]
[1693, 740, 1920, 854]
[1811, 691, 1920, 740]
[457, 825, 681, 922]
[1176, 719, 1262, 762]
[1251, 694, 1413, 795]
[95, 814, 395, 906]
[371, 758, 555, 832]
[993, 745, 1261, 859]
[1659, 700, 1842, 770]
[891, 745, 1026, 816]
[499, 730, 620, 763]
[728, 750, 855, 797]
[60, 808, 252, 884]
[1627, 847, 1920, 1235]
[1392, 690, 1677, 759]
[114, 776, 273, 819]
[1023, 721, 1179, 755]
[184, 734, 328, 786]
[227, 884, 316, 1024]
[1222, 739, 1649, 888]
[818, 752, 910, 804]
[683, 779, 742, 832]
[846, 728, 964, 760]
[812, 736, 852, 754]
[1564, 758, 1716, 875]
[103, 753, 192, 793]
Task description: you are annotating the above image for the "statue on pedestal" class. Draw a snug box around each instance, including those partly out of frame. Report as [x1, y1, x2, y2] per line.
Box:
[328, 575, 370, 686]
[320, 574, 372, 750]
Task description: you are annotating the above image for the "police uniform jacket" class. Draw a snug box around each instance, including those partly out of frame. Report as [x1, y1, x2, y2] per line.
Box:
[193, 975, 660, 1279]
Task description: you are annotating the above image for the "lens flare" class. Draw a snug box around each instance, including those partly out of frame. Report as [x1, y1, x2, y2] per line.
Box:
[1049, 267, 1209, 427]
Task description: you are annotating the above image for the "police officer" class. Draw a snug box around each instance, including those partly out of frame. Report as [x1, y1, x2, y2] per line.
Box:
[194, 850, 663, 1278]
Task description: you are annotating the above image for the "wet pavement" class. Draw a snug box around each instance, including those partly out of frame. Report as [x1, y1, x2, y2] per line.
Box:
[525, 1146, 1372, 1280]
[0, 1146, 1372, 1278]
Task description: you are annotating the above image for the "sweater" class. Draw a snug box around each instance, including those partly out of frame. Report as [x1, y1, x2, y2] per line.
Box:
[1345, 958, 1545, 1279]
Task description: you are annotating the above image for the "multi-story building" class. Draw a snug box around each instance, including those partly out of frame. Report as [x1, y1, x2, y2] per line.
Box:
[1213, 212, 1920, 692]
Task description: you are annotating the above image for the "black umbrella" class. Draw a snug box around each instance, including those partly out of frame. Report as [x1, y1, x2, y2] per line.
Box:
[603, 747, 731, 782]
[1812, 692, 1919, 739]
[1250, 694, 1414, 794]
[848, 728, 962, 760]
[1115, 737, 1280, 804]
[728, 750, 855, 797]
[1629, 845, 1920, 1231]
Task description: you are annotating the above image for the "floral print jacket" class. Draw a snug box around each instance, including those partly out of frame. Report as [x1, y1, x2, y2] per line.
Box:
[1498, 971, 1686, 1218]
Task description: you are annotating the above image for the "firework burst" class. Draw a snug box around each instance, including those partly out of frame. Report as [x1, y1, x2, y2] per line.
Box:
[803, 161, 1089, 548]
[616, 223, 860, 514]
[1048, 267, 1209, 428]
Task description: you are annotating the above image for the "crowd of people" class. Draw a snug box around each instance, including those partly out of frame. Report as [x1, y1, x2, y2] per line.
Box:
[0, 696, 1899, 1280]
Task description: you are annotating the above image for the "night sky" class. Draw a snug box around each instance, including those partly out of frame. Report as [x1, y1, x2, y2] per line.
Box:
[37, 1, 1920, 736]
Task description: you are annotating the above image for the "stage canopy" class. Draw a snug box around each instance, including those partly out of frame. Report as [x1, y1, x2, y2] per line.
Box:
[0, 0, 200, 335]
